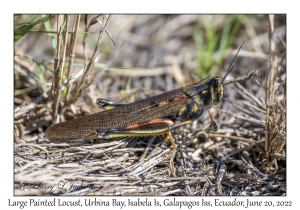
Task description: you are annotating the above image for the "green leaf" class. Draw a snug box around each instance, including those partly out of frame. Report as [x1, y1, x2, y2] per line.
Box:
[42, 14, 57, 50]
[14, 15, 53, 41]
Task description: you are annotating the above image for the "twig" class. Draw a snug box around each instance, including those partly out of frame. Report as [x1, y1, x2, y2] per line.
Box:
[265, 15, 275, 164]
[223, 70, 260, 85]
[224, 139, 265, 158]
[14, 122, 25, 143]
[220, 109, 265, 126]
[179, 150, 192, 195]
[209, 133, 257, 143]
[52, 15, 70, 124]
[65, 15, 81, 103]
[67, 15, 111, 107]
[15, 143, 50, 158]
[97, 18, 118, 51]
[14, 102, 45, 119]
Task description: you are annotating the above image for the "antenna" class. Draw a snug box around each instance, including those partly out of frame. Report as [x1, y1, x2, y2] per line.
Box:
[221, 41, 244, 83]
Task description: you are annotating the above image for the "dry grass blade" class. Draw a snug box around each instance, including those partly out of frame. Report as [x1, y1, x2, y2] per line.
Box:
[96, 17, 118, 51]
[51, 15, 70, 124]
[263, 15, 286, 171]
[66, 15, 111, 107]
[235, 82, 265, 109]
[65, 15, 81, 103]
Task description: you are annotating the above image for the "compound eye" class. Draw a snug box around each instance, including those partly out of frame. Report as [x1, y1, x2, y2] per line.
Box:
[212, 79, 219, 87]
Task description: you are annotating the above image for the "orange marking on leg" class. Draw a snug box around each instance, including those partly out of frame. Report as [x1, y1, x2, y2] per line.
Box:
[207, 109, 218, 131]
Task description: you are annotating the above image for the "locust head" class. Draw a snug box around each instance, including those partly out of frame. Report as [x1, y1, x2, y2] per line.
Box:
[210, 42, 244, 106]
[182, 42, 244, 110]
[209, 76, 224, 106]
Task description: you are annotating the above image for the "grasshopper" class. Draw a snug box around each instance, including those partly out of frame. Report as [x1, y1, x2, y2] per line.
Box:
[45, 43, 244, 151]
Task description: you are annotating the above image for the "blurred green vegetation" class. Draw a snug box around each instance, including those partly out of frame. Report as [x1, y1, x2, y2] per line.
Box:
[193, 15, 241, 79]
[14, 15, 54, 41]
[15, 14, 266, 94]
[15, 14, 244, 83]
